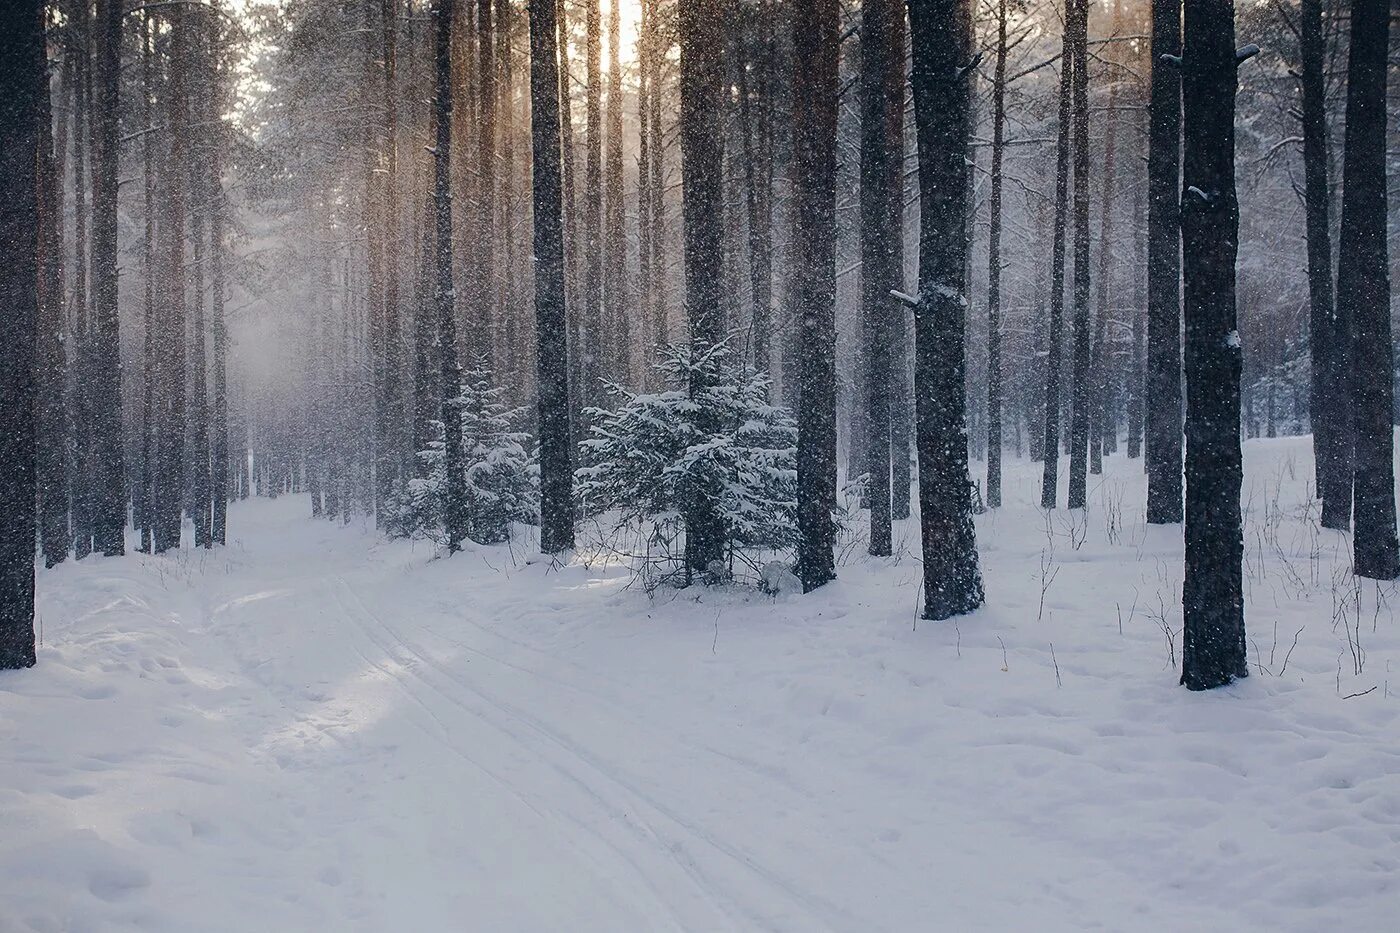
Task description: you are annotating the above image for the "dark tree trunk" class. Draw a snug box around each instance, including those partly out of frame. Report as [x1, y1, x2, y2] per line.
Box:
[381, 0, 403, 516]
[529, 0, 576, 554]
[637, 0, 654, 377]
[557, 0, 583, 423]
[1146, 0, 1183, 523]
[604, 0, 628, 384]
[907, 0, 983, 620]
[984, 0, 1007, 508]
[647, 16, 668, 356]
[0, 0, 42, 669]
[71, 0, 92, 559]
[1298, 0, 1335, 509]
[433, 0, 468, 552]
[90, 0, 125, 554]
[139, 12, 155, 552]
[677, 0, 726, 575]
[582, 0, 602, 406]
[154, 7, 190, 554]
[1127, 132, 1146, 461]
[1178, 0, 1246, 690]
[189, 18, 212, 549]
[37, 8, 70, 569]
[738, 6, 775, 378]
[1090, 0, 1124, 477]
[1066, 0, 1091, 510]
[208, 24, 228, 547]
[1040, 2, 1074, 510]
[413, 113, 439, 479]
[1340, 0, 1397, 580]
[793, 0, 838, 592]
[476, 0, 497, 368]
[861, 0, 905, 553]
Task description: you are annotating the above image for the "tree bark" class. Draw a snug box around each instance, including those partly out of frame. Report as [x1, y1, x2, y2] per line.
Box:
[1298, 0, 1335, 509]
[907, 0, 983, 619]
[793, 0, 838, 592]
[984, 0, 1008, 508]
[677, 0, 726, 574]
[1146, 0, 1183, 523]
[1066, 0, 1091, 510]
[37, 7, 70, 568]
[0, 0, 43, 669]
[154, 7, 190, 554]
[604, 0, 628, 384]
[1340, 0, 1396, 580]
[1040, 2, 1074, 510]
[1179, 0, 1246, 690]
[433, 0, 469, 551]
[861, 0, 905, 553]
[582, 0, 603, 405]
[529, 0, 576, 553]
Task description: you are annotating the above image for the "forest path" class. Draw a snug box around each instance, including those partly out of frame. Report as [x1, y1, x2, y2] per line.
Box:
[5, 439, 1400, 931]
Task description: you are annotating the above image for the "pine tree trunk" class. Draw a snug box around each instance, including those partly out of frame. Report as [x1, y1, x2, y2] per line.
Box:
[582, 0, 603, 406]
[37, 9, 70, 568]
[1145, 0, 1183, 523]
[209, 23, 229, 547]
[89, 0, 126, 554]
[476, 0, 497, 369]
[605, 0, 628, 384]
[648, 19, 668, 355]
[677, 0, 726, 575]
[984, 0, 1007, 509]
[861, 0, 905, 554]
[1066, 0, 1091, 509]
[529, 0, 576, 553]
[1179, 0, 1246, 690]
[908, 0, 983, 619]
[433, 0, 469, 552]
[1298, 0, 1335, 508]
[637, 0, 654, 379]
[154, 7, 190, 553]
[557, 0, 584, 423]
[792, 0, 838, 592]
[1127, 133, 1146, 461]
[139, 11, 156, 552]
[188, 18, 212, 549]
[71, 1, 93, 559]
[378, 0, 403, 518]
[737, 6, 774, 379]
[0, 0, 43, 670]
[1040, 1, 1074, 510]
[1089, 0, 1123, 477]
[1340, 0, 1397, 580]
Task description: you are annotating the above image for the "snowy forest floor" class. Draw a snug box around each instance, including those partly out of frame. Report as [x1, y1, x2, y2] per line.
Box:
[3, 435, 1398, 932]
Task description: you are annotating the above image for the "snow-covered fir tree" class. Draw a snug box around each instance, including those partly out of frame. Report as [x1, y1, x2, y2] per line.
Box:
[388, 368, 537, 545]
[576, 339, 798, 582]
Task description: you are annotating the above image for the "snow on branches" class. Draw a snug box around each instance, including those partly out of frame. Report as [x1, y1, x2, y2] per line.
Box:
[575, 339, 798, 584]
[387, 368, 538, 546]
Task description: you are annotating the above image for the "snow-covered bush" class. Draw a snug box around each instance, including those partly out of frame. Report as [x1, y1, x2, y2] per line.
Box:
[386, 368, 537, 545]
[575, 339, 798, 581]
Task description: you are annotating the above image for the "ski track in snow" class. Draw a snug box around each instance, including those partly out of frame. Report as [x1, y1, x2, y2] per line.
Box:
[3, 435, 1399, 931]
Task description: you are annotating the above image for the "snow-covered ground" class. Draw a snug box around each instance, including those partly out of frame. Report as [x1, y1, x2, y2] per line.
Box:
[3, 435, 1397, 932]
